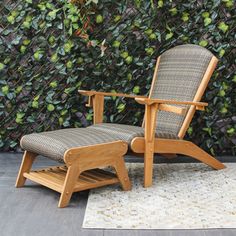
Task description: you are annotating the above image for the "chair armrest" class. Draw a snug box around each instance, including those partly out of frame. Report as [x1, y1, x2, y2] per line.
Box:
[78, 90, 147, 99]
[135, 98, 208, 111]
[78, 90, 147, 124]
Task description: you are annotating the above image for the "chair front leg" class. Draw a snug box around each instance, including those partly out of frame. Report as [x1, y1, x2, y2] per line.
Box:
[144, 142, 155, 187]
[144, 103, 158, 187]
[15, 151, 37, 187]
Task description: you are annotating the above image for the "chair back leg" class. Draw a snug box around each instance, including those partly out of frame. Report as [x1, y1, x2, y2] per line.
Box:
[184, 142, 226, 170]
[58, 164, 81, 208]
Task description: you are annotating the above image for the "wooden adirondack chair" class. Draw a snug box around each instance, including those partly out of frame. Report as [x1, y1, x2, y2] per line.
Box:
[79, 44, 226, 187]
[16, 44, 225, 208]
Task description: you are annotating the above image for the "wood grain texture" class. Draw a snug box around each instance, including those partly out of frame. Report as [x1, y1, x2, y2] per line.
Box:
[15, 151, 37, 187]
[158, 104, 187, 115]
[79, 89, 147, 99]
[114, 157, 132, 191]
[16, 141, 131, 207]
[131, 138, 225, 170]
[135, 97, 208, 108]
[144, 103, 158, 187]
[92, 94, 104, 124]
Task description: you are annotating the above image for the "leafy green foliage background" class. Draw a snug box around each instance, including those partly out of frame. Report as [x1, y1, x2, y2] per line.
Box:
[0, 0, 235, 155]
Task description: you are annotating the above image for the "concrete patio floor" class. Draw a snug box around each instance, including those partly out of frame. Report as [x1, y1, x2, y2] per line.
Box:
[0, 152, 235, 236]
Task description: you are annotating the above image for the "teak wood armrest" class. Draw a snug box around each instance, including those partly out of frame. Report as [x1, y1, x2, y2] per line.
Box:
[135, 98, 208, 111]
[78, 90, 147, 99]
[78, 90, 147, 124]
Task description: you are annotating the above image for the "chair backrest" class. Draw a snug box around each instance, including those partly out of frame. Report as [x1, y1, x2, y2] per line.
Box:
[147, 44, 218, 139]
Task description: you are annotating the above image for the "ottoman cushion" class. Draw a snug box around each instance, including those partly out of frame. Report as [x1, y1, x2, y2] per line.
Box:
[20, 128, 121, 162]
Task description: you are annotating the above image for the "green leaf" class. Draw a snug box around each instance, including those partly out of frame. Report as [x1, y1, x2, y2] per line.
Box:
[32, 100, 39, 108]
[112, 40, 121, 48]
[204, 17, 212, 26]
[165, 32, 173, 40]
[34, 51, 43, 61]
[227, 128, 235, 135]
[220, 107, 228, 114]
[20, 45, 26, 53]
[202, 12, 210, 18]
[114, 15, 121, 22]
[50, 53, 58, 62]
[47, 9, 60, 20]
[7, 15, 15, 24]
[15, 86, 22, 93]
[117, 103, 125, 113]
[0, 63, 5, 71]
[121, 51, 129, 59]
[144, 29, 153, 35]
[158, 0, 163, 8]
[182, 12, 189, 22]
[218, 90, 225, 97]
[59, 117, 64, 125]
[66, 61, 73, 69]
[133, 86, 140, 94]
[1, 85, 9, 94]
[219, 49, 225, 58]
[127, 73, 132, 81]
[50, 81, 58, 88]
[169, 8, 177, 16]
[218, 22, 229, 33]
[149, 33, 156, 40]
[125, 56, 133, 64]
[96, 15, 103, 24]
[16, 112, 25, 123]
[145, 47, 154, 55]
[199, 40, 208, 47]
[47, 104, 55, 111]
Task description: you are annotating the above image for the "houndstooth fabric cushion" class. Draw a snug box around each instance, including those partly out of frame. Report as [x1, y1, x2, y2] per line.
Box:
[151, 44, 213, 138]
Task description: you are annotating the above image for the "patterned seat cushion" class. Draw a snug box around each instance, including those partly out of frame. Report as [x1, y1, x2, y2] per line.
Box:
[20, 123, 178, 162]
[20, 128, 121, 162]
[88, 123, 177, 141]
[151, 44, 213, 138]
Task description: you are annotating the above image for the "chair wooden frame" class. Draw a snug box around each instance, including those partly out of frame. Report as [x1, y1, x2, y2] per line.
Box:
[16, 141, 131, 208]
[78, 55, 226, 188]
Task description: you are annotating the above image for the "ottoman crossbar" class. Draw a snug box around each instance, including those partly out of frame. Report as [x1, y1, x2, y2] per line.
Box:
[16, 136, 131, 208]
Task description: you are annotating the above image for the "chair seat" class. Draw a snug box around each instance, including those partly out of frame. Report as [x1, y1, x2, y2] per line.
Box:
[88, 123, 178, 141]
[21, 123, 178, 162]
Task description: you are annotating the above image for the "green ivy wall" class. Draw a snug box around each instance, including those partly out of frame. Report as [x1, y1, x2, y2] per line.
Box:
[0, 0, 235, 155]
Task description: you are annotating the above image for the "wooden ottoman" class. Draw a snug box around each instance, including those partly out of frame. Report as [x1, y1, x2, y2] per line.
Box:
[15, 128, 131, 208]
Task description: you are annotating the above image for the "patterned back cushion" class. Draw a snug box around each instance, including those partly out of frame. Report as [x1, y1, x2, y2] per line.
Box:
[150, 44, 214, 138]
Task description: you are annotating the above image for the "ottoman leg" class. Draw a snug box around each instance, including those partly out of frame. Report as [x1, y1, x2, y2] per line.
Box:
[15, 151, 37, 187]
[58, 164, 80, 208]
[114, 156, 131, 191]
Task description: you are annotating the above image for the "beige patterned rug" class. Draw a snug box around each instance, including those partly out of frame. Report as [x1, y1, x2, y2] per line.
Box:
[83, 163, 236, 229]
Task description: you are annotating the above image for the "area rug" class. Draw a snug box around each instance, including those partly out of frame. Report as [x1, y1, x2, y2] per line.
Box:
[83, 163, 236, 229]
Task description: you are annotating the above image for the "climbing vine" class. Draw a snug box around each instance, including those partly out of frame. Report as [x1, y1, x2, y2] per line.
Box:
[0, 0, 235, 155]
